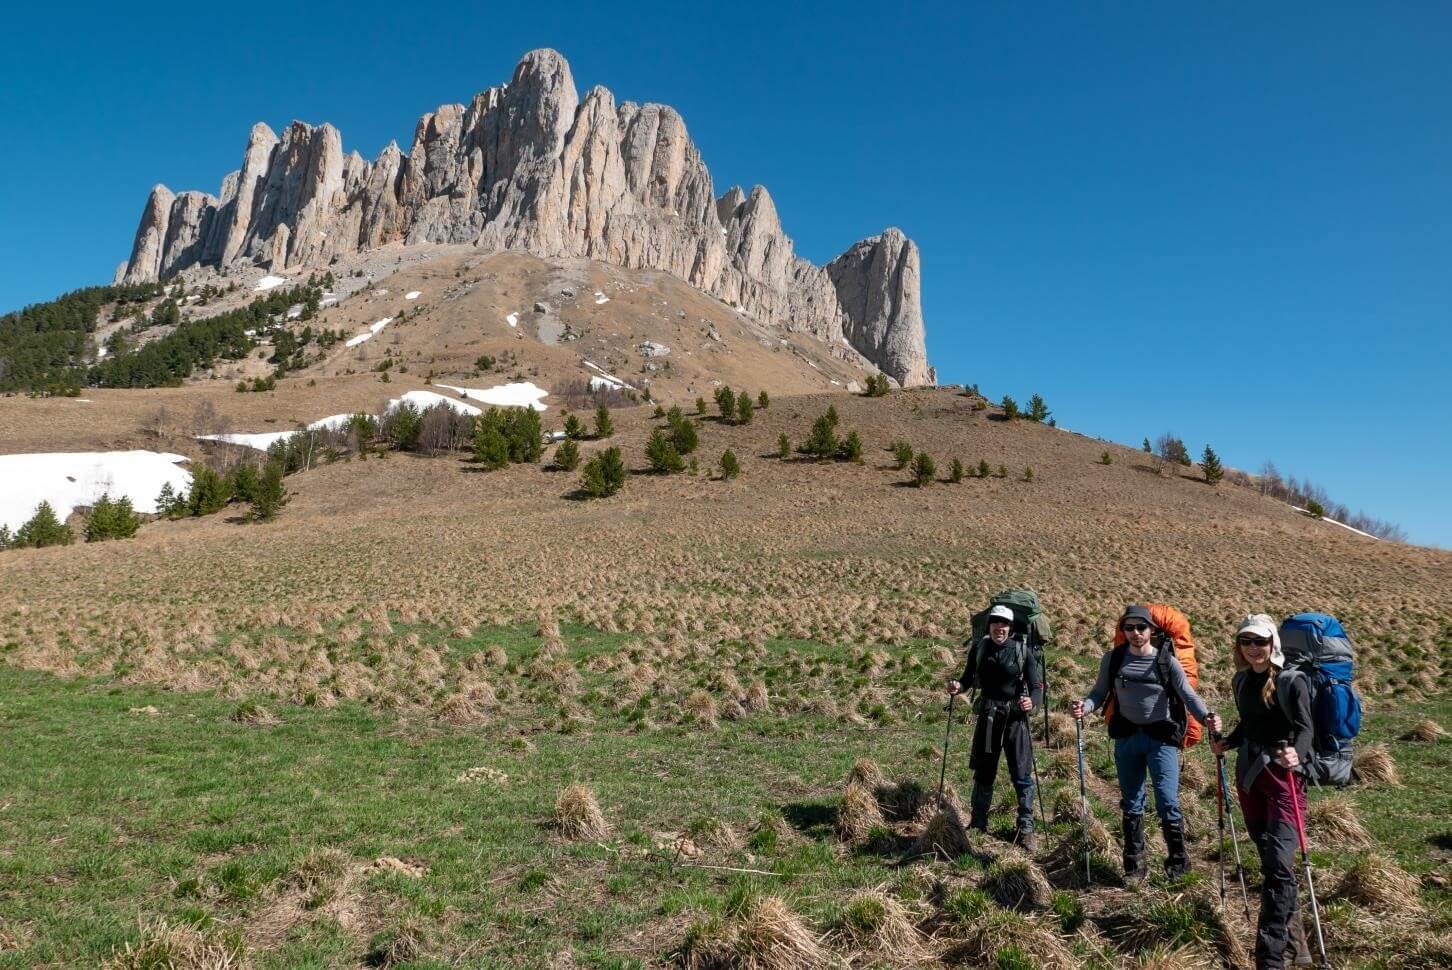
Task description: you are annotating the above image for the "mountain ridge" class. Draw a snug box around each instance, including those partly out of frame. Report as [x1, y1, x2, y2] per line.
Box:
[118, 49, 934, 387]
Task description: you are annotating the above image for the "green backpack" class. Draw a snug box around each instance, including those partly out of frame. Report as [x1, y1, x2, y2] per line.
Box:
[969, 589, 1053, 648]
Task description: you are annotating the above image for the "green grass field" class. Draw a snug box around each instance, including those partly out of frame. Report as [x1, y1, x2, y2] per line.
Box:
[1, 624, 1447, 968]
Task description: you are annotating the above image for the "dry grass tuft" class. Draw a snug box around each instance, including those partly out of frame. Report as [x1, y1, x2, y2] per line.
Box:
[1332, 852, 1423, 914]
[1125, 943, 1220, 970]
[685, 689, 720, 729]
[837, 782, 887, 844]
[103, 918, 247, 969]
[1307, 794, 1371, 848]
[434, 691, 488, 726]
[940, 909, 1074, 969]
[910, 805, 970, 860]
[553, 783, 611, 841]
[1352, 743, 1402, 787]
[743, 680, 770, 713]
[281, 847, 351, 908]
[846, 757, 887, 790]
[229, 700, 279, 726]
[875, 778, 928, 822]
[367, 914, 431, 968]
[676, 894, 826, 970]
[983, 853, 1053, 911]
[833, 888, 923, 957]
[1400, 718, 1446, 742]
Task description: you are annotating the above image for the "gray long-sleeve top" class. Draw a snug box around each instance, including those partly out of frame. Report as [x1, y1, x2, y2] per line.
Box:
[1081, 647, 1211, 726]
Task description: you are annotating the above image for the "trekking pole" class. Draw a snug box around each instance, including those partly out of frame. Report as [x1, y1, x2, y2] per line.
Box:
[1074, 714, 1091, 884]
[936, 690, 958, 809]
[1283, 754, 1331, 969]
[1211, 722, 1252, 919]
[1022, 688, 1048, 830]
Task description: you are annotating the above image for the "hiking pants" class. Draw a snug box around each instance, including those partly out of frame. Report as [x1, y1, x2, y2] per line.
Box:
[969, 708, 1035, 827]
[1112, 730, 1182, 824]
[1239, 767, 1309, 969]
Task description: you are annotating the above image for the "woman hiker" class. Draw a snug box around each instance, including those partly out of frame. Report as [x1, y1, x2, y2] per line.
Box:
[1070, 604, 1212, 881]
[946, 604, 1044, 851]
[1212, 614, 1315, 969]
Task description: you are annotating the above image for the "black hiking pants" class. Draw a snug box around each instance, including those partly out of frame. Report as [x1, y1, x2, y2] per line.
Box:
[968, 705, 1035, 829]
[1247, 817, 1301, 970]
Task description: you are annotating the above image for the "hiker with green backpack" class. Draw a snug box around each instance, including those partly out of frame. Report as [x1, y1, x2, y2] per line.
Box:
[946, 593, 1050, 851]
[1070, 605, 1214, 881]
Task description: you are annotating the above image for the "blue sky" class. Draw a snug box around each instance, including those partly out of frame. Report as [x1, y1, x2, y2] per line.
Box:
[2, 1, 1449, 545]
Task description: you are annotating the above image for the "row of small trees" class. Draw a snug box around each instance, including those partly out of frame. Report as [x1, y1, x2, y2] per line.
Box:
[1000, 393, 1052, 424]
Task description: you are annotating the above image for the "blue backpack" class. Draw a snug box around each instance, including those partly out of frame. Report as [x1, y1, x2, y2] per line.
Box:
[1278, 612, 1363, 786]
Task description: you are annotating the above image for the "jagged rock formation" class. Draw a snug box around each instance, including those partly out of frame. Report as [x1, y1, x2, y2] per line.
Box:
[120, 49, 933, 385]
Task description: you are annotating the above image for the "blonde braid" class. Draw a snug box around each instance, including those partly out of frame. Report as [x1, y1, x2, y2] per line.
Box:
[1260, 665, 1279, 708]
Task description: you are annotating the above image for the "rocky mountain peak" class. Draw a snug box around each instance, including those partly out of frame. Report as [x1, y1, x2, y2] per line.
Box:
[119, 49, 932, 385]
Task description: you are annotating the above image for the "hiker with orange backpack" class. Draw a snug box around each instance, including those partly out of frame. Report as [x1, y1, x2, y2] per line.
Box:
[1070, 605, 1214, 881]
[1211, 614, 1318, 969]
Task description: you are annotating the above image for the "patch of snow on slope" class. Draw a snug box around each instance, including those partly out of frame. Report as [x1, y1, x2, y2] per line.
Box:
[197, 431, 296, 451]
[254, 275, 288, 292]
[369, 318, 393, 334]
[1290, 506, 1379, 540]
[405, 291, 421, 300]
[345, 331, 372, 348]
[0, 451, 191, 532]
[434, 382, 549, 411]
[506, 312, 519, 328]
[387, 390, 481, 417]
[593, 291, 609, 305]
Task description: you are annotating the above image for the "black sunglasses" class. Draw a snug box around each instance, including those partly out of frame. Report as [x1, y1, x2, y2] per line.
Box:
[1121, 623, 1151, 633]
[1237, 635, 1272, 647]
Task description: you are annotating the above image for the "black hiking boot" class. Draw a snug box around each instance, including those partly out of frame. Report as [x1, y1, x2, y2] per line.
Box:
[1013, 823, 1037, 854]
[1162, 818, 1190, 880]
[1121, 812, 1146, 884]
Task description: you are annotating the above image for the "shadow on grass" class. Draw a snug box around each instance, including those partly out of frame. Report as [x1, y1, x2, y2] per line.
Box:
[782, 800, 837, 837]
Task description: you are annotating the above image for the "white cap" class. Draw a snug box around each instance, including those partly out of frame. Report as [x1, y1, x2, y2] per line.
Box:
[988, 605, 1015, 624]
[1236, 613, 1286, 668]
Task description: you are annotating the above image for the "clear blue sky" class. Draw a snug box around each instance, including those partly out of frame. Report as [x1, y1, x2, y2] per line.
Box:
[3, 2, 1449, 546]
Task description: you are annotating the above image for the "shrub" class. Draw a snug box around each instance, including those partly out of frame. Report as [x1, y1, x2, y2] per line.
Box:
[1001, 395, 1019, 420]
[1155, 433, 1192, 466]
[1023, 467, 1034, 482]
[996, 464, 1008, 479]
[803, 414, 838, 459]
[581, 447, 626, 497]
[474, 354, 496, 371]
[949, 458, 964, 483]
[473, 427, 509, 469]
[646, 429, 685, 473]
[187, 466, 232, 516]
[382, 402, 422, 450]
[1098, 451, 1113, 465]
[1142, 437, 1152, 453]
[563, 413, 586, 440]
[893, 441, 914, 469]
[16, 501, 73, 547]
[1306, 498, 1326, 519]
[0, 525, 11, 549]
[251, 463, 288, 522]
[735, 393, 753, 425]
[228, 463, 261, 504]
[972, 398, 987, 412]
[554, 438, 581, 471]
[778, 433, 790, 459]
[912, 453, 936, 487]
[1027, 394, 1050, 423]
[977, 459, 991, 478]
[670, 414, 699, 455]
[838, 430, 864, 463]
[696, 396, 707, 415]
[719, 449, 740, 480]
[825, 405, 839, 427]
[1202, 444, 1223, 485]
[863, 373, 890, 397]
[715, 386, 736, 421]
[652, 404, 665, 419]
[85, 493, 141, 542]
[594, 405, 614, 439]
[756, 390, 769, 409]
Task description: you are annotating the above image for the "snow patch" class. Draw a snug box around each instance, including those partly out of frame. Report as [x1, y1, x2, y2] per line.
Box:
[0, 451, 192, 532]
[197, 431, 296, 451]
[344, 331, 372, 348]
[1290, 506, 1379, 540]
[387, 390, 481, 417]
[593, 291, 609, 305]
[506, 312, 519, 327]
[254, 275, 288, 292]
[369, 317, 393, 334]
[405, 291, 421, 300]
[433, 381, 550, 411]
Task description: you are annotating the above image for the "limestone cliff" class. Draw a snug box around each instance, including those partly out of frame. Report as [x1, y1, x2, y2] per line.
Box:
[120, 49, 932, 385]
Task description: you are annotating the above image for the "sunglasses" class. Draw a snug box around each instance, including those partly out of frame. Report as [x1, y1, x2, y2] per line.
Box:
[1237, 635, 1272, 647]
[1121, 623, 1151, 634]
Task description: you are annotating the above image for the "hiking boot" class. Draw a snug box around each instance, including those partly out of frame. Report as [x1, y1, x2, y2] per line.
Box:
[1162, 818, 1190, 880]
[1121, 812, 1146, 884]
[1286, 911, 1313, 966]
[1013, 825, 1037, 853]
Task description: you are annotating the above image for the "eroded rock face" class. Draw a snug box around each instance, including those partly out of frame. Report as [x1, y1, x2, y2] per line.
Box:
[120, 48, 932, 384]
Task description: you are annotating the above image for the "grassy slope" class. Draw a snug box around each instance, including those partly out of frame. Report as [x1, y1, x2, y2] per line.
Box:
[1, 624, 1446, 968]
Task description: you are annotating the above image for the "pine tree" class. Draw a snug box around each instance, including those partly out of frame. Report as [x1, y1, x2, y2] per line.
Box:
[187, 466, 232, 516]
[1098, 451, 1113, 465]
[825, 405, 840, 427]
[251, 463, 288, 522]
[1027, 394, 1050, 423]
[778, 433, 791, 460]
[1023, 467, 1034, 482]
[1001, 395, 1020, 420]
[997, 464, 1008, 479]
[0, 525, 12, 550]
[383, 402, 422, 450]
[756, 390, 769, 409]
[15, 501, 72, 547]
[594, 405, 614, 439]
[228, 463, 261, 504]
[838, 430, 864, 463]
[912, 453, 936, 487]
[1142, 437, 1153, 454]
[563, 412, 585, 440]
[893, 441, 915, 469]
[719, 448, 741, 480]
[949, 458, 964, 483]
[696, 396, 707, 416]
[803, 414, 838, 459]
[715, 386, 736, 421]
[977, 459, 991, 479]
[554, 438, 581, 471]
[85, 493, 140, 542]
[646, 429, 685, 473]
[735, 393, 754, 426]
[581, 447, 626, 497]
[1202, 444, 1224, 485]
[474, 426, 509, 470]
[670, 414, 699, 455]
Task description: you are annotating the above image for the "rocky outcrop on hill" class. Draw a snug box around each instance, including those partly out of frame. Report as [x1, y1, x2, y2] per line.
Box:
[120, 49, 933, 385]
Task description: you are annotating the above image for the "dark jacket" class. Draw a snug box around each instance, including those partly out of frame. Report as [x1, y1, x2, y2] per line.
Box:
[1224, 667, 1314, 793]
[960, 634, 1044, 711]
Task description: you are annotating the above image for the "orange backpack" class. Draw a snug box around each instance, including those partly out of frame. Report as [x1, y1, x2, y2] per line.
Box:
[1104, 603, 1202, 748]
